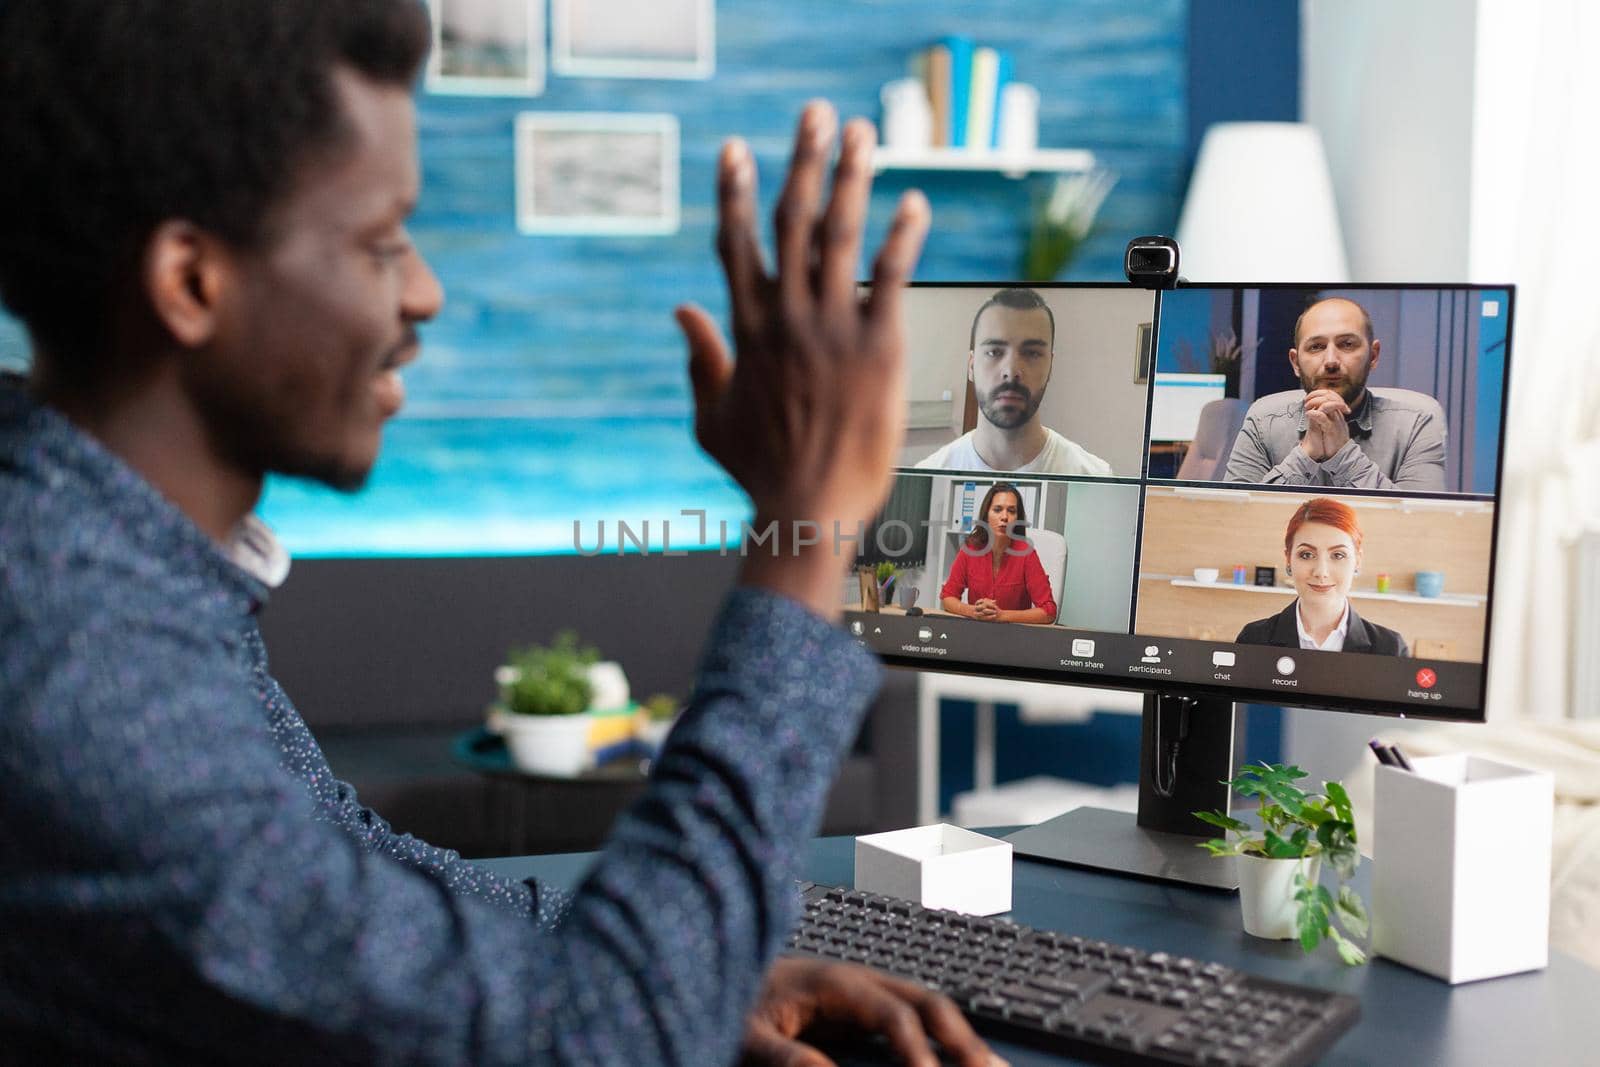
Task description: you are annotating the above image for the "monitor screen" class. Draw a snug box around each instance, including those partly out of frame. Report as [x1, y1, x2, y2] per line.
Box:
[844, 282, 1513, 722]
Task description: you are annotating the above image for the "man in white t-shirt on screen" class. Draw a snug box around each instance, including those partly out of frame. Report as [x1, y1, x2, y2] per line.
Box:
[916, 287, 1113, 476]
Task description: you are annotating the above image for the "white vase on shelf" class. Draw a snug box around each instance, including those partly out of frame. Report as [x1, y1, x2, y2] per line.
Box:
[880, 78, 932, 150]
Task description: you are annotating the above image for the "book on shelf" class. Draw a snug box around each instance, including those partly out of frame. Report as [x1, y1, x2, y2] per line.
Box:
[990, 50, 1013, 149]
[938, 34, 973, 147]
[913, 38, 1015, 153]
[965, 46, 1002, 150]
[923, 43, 951, 148]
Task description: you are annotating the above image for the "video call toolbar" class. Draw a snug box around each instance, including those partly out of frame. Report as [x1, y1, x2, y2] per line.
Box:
[845, 610, 1482, 715]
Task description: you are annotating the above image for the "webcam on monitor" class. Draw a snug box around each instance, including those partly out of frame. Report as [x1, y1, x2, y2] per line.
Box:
[1124, 235, 1180, 289]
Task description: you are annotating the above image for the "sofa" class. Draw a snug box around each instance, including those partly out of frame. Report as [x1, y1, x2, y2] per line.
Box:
[260, 553, 919, 857]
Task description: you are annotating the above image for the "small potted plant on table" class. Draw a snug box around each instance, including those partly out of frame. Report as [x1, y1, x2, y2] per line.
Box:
[1195, 762, 1370, 965]
[874, 561, 898, 610]
[491, 631, 600, 778]
[637, 693, 680, 753]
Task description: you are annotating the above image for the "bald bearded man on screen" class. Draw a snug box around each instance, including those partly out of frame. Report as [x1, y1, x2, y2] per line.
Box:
[1224, 297, 1447, 490]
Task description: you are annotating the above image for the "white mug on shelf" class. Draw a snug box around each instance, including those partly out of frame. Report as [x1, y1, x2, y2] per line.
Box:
[997, 82, 1039, 155]
[880, 78, 932, 150]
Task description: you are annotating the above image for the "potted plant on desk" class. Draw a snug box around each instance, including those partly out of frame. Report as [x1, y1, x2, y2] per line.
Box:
[637, 693, 680, 753]
[490, 631, 599, 778]
[1195, 763, 1370, 965]
[875, 561, 898, 608]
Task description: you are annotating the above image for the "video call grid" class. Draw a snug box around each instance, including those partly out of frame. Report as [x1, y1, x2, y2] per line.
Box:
[855, 282, 1515, 718]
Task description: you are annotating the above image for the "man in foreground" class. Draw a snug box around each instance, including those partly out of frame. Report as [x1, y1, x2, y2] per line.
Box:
[0, 2, 1001, 1064]
[1224, 296, 1448, 489]
[917, 287, 1113, 476]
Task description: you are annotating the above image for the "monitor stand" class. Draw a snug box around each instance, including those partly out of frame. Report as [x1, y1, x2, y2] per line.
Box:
[1004, 692, 1245, 891]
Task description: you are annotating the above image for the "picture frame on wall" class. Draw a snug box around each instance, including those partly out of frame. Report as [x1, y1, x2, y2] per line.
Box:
[1134, 321, 1154, 384]
[514, 112, 680, 235]
[550, 0, 715, 80]
[426, 0, 546, 97]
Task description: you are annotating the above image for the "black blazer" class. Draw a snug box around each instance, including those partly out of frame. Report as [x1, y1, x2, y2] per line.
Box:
[1235, 600, 1409, 657]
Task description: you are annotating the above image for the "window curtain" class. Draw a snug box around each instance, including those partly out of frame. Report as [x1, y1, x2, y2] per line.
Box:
[1485, 0, 1600, 721]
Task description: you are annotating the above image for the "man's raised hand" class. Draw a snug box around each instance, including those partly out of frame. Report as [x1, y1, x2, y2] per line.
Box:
[675, 101, 931, 617]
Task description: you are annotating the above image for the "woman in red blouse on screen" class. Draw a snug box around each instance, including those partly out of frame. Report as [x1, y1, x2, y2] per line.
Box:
[940, 482, 1059, 624]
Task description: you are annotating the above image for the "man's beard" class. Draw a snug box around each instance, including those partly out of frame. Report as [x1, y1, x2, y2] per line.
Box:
[978, 383, 1044, 430]
[1299, 364, 1369, 407]
[192, 372, 378, 494]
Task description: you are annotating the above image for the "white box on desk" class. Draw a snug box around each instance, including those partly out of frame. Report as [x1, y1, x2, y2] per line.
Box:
[1372, 754, 1553, 984]
[854, 823, 1012, 916]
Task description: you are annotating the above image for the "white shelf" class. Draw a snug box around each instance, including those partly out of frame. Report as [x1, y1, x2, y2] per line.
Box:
[1166, 486, 1494, 516]
[1162, 577, 1485, 609]
[872, 146, 1097, 179]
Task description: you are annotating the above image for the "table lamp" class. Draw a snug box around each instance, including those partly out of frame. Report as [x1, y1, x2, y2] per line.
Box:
[1176, 122, 1349, 282]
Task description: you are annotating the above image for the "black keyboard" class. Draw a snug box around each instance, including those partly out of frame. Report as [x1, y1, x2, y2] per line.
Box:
[788, 883, 1359, 1067]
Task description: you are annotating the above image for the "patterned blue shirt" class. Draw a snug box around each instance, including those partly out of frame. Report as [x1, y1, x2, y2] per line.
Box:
[0, 374, 881, 1064]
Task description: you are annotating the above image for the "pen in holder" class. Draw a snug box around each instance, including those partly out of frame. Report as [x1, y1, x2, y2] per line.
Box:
[1372, 754, 1553, 983]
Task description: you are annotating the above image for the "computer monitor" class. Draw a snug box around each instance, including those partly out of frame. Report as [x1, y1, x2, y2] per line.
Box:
[845, 282, 1514, 888]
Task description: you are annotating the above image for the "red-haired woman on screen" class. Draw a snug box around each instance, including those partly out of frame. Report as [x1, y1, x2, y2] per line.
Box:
[1236, 497, 1408, 655]
[940, 482, 1058, 624]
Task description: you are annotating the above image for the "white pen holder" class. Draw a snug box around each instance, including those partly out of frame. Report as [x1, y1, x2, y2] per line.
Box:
[1372, 754, 1553, 984]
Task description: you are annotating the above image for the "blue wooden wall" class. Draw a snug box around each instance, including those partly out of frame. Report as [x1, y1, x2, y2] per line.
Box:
[1, 0, 1189, 555]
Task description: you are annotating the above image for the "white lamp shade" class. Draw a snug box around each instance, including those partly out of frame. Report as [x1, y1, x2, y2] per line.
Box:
[1175, 122, 1349, 283]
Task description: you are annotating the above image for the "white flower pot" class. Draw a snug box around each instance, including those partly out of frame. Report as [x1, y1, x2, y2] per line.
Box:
[1237, 853, 1322, 940]
[499, 711, 594, 777]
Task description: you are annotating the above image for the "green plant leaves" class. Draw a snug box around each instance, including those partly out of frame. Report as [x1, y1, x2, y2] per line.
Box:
[1296, 896, 1325, 954]
[503, 631, 599, 716]
[1205, 764, 1370, 967]
[1262, 828, 1311, 859]
[1325, 780, 1354, 823]
[1318, 821, 1360, 879]
[1225, 762, 1311, 818]
[1194, 810, 1250, 834]
[1335, 885, 1369, 940]
[1022, 225, 1084, 282]
[1286, 866, 1370, 965]
[1329, 927, 1368, 966]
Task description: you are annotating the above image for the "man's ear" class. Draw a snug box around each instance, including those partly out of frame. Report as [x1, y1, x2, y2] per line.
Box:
[967, 350, 975, 381]
[1288, 347, 1302, 377]
[142, 220, 233, 348]
[1368, 338, 1381, 371]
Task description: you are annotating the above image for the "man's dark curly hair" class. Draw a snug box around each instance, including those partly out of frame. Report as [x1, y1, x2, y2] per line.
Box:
[968, 287, 1056, 352]
[0, 0, 431, 367]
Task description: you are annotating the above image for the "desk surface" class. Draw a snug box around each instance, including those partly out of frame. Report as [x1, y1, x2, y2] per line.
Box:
[480, 837, 1599, 1066]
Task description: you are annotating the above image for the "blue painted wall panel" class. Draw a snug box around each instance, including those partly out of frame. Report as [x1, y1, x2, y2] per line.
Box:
[1185, 0, 1300, 160]
[0, 0, 1190, 556]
